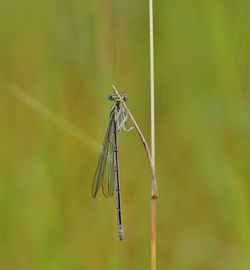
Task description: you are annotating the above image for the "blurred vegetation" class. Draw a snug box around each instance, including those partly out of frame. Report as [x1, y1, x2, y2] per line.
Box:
[0, 0, 249, 269]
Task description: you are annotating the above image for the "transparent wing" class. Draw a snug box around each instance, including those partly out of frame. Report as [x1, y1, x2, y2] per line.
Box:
[91, 111, 116, 198]
[102, 122, 115, 198]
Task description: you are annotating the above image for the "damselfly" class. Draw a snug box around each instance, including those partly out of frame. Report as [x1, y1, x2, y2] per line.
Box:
[91, 91, 133, 241]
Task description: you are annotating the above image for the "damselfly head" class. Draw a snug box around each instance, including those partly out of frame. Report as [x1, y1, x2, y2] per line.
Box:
[108, 93, 128, 102]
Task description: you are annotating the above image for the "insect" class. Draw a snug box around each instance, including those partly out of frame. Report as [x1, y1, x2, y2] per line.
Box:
[91, 91, 133, 241]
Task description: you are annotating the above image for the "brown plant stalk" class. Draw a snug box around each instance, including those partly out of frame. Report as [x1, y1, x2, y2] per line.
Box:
[112, 85, 158, 269]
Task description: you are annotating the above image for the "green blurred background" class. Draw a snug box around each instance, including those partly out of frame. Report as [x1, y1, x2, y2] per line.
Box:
[0, 0, 249, 269]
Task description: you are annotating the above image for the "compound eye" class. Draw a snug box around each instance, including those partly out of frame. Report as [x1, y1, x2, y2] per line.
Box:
[123, 95, 128, 101]
[108, 94, 114, 101]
